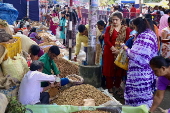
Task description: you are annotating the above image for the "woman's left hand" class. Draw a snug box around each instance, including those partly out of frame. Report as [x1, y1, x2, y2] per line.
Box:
[112, 49, 119, 55]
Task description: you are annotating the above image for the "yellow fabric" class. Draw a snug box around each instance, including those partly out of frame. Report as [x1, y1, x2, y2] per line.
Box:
[114, 48, 129, 70]
[75, 25, 89, 55]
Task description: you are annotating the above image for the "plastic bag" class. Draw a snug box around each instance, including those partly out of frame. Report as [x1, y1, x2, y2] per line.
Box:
[1, 54, 29, 81]
[114, 48, 129, 70]
[83, 99, 95, 106]
[0, 3, 18, 25]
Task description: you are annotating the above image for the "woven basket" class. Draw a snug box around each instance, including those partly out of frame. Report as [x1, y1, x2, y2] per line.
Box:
[66, 74, 84, 85]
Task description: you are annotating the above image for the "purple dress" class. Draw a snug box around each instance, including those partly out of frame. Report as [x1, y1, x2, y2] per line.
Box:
[125, 29, 158, 107]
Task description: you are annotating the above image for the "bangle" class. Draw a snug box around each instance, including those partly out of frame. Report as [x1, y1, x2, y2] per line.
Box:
[121, 43, 126, 47]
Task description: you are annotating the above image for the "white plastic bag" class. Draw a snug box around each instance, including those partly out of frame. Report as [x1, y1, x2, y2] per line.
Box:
[1, 54, 29, 81]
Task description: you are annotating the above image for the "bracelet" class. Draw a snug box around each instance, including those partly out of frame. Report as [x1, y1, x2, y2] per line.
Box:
[121, 43, 126, 47]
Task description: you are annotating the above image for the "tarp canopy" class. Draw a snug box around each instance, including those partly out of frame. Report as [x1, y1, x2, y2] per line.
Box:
[144, 0, 169, 8]
[121, 0, 135, 3]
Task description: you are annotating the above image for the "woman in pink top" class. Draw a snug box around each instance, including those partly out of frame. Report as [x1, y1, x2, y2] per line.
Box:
[150, 56, 170, 113]
[50, 10, 59, 35]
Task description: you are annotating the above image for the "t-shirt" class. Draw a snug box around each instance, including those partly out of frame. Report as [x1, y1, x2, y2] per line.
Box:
[157, 76, 170, 90]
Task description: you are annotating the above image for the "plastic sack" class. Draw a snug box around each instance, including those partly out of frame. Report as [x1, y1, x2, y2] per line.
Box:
[0, 3, 18, 25]
[0, 93, 8, 113]
[0, 45, 7, 64]
[26, 105, 98, 113]
[25, 105, 149, 113]
[1, 54, 29, 81]
[114, 48, 129, 70]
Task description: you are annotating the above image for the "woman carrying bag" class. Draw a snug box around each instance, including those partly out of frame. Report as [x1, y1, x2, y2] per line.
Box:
[102, 12, 130, 94]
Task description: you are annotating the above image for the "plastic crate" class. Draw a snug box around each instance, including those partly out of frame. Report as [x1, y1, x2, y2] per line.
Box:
[0, 37, 21, 60]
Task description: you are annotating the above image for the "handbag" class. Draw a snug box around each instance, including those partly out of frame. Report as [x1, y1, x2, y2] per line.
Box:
[114, 48, 129, 70]
[59, 26, 63, 31]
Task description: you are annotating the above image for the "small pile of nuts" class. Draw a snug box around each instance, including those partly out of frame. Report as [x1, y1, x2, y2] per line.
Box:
[68, 76, 80, 81]
[53, 84, 111, 106]
[73, 110, 110, 113]
[54, 57, 79, 78]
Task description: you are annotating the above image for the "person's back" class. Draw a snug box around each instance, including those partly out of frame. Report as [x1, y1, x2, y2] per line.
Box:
[130, 5, 136, 18]
[19, 61, 56, 105]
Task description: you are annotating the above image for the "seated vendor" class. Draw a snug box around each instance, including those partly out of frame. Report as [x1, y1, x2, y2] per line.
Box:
[29, 44, 44, 61]
[149, 56, 170, 113]
[28, 27, 43, 44]
[19, 60, 59, 105]
[39, 45, 69, 87]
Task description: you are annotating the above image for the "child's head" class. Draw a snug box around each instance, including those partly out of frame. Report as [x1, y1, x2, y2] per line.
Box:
[48, 46, 60, 60]
[30, 60, 44, 72]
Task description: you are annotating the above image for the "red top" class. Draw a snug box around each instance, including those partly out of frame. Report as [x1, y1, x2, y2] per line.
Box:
[130, 7, 136, 17]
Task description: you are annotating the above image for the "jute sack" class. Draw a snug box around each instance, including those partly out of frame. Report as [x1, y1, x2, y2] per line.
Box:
[0, 93, 8, 113]
[0, 45, 7, 64]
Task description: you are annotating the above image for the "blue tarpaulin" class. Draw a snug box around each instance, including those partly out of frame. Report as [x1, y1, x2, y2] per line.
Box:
[3, 0, 39, 21]
[121, 0, 135, 3]
[0, 3, 19, 25]
[3, 0, 26, 21]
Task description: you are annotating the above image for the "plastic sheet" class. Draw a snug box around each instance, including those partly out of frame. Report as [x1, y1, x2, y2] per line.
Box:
[0, 3, 18, 25]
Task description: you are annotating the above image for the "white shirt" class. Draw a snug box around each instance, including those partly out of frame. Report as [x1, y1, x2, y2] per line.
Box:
[19, 71, 56, 105]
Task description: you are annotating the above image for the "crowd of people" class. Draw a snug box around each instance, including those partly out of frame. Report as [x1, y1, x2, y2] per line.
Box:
[1, 3, 170, 112]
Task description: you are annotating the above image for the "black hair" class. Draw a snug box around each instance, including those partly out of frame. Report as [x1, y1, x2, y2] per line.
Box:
[144, 14, 155, 32]
[150, 56, 170, 68]
[78, 24, 86, 33]
[133, 17, 151, 36]
[65, 14, 70, 17]
[19, 23, 24, 29]
[53, 10, 57, 14]
[30, 60, 44, 71]
[111, 12, 123, 20]
[27, 25, 31, 28]
[132, 4, 135, 7]
[165, 9, 170, 14]
[29, 45, 40, 55]
[49, 46, 60, 55]
[30, 27, 36, 32]
[97, 20, 106, 28]
[28, 27, 36, 37]
[168, 17, 170, 23]
[108, 17, 112, 22]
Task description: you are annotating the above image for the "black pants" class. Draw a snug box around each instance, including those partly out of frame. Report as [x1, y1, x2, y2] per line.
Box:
[37, 92, 50, 104]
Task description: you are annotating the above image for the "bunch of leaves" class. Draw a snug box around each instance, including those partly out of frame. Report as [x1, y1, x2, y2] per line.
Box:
[5, 97, 26, 113]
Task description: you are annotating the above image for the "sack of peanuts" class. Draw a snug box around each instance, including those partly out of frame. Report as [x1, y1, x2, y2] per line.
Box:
[66, 74, 84, 85]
